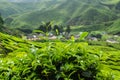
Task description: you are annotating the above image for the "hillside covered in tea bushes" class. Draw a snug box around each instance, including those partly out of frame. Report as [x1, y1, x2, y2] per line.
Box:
[1, 0, 120, 79]
[1, 0, 120, 34]
[0, 32, 120, 79]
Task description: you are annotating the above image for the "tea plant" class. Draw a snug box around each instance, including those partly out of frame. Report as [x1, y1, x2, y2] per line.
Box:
[0, 42, 101, 80]
[0, 32, 120, 79]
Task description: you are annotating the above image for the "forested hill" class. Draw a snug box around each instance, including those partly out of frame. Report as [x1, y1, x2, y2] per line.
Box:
[1, 0, 120, 34]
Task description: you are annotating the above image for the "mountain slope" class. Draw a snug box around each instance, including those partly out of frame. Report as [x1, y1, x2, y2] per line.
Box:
[2, 0, 120, 34]
[5, 0, 67, 29]
[108, 19, 120, 34]
[0, 0, 54, 17]
[0, 2, 21, 17]
[7, 0, 101, 27]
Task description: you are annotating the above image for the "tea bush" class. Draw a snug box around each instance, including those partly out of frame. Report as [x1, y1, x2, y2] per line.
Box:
[0, 42, 100, 80]
[0, 32, 120, 79]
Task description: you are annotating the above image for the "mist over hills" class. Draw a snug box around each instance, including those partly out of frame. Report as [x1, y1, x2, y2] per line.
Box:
[7, 0, 63, 3]
[8, 0, 39, 2]
[0, 0, 64, 17]
[1, 0, 120, 34]
[6, 0, 43, 2]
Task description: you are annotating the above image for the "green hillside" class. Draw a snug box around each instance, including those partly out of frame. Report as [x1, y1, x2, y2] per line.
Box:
[0, 2, 43, 18]
[0, 2, 21, 18]
[4, 0, 120, 34]
[0, 0, 57, 18]
[0, 31, 120, 79]
[6, 0, 100, 28]
[1, 0, 120, 79]
[108, 19, 120, 34]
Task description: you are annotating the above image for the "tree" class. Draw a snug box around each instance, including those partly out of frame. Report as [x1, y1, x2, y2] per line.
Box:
[0, 14, 4, 32]
[38, 25, 46, 32]
[59, 25, 64, 33]
[53, 25, 60, 35]
[0, 14, 4, 26]
[38, 21, 52, 33]
[66, 25, 71, 34]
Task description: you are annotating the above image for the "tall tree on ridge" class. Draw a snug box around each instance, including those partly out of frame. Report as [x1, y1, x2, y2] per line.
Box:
[0, 13, 4, 32]
[0, 13, 4, 26]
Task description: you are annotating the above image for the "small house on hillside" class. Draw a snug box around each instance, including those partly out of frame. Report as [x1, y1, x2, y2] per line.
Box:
[27, 34, 39, 41]
[106, 39, 119, 43]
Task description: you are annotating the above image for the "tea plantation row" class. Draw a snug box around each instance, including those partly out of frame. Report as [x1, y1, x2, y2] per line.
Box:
[0, 32, 120, 80]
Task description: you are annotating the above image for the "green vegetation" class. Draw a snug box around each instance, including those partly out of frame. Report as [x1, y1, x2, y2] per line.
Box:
[0, 31, 120, 79]
[0, 15, 5, 33]
[108, 19, 120, 34]
[0, 15, 4, 25]
[1, 0, 120, 79]
[1, 0, 119, 34]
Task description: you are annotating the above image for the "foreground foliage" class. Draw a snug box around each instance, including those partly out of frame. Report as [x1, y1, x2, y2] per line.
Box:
[0, 32, 120, 80]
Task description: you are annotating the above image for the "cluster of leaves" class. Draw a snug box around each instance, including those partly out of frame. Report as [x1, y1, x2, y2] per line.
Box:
[1, 32, 120, 79]
[0, 32, 102, 79]
[0, 32, 31, 55]
[0, 41, 101, 80]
